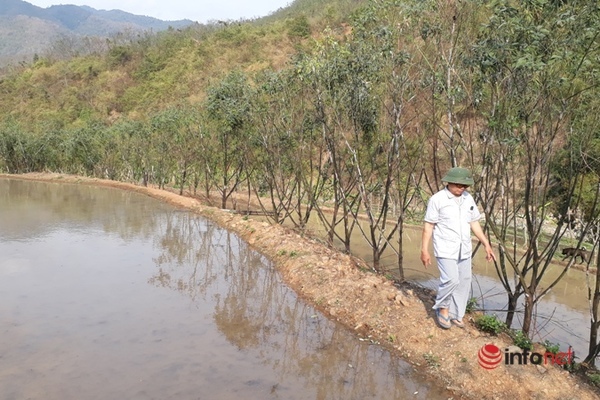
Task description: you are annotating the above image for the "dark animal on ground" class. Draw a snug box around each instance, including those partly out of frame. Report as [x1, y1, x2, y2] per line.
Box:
[561, 247, 588, 264]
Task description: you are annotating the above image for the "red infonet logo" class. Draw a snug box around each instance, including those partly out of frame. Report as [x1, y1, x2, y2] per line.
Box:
[478, 343, 574, 370]
[478, 344, 503, 369]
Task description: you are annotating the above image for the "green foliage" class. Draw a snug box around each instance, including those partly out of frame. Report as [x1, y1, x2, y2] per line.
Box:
[423, 353, 440, 369]
[214, 24, 251, 46]
[543, 340, 561, 355]
[265, 0, 362, 27]
[0, 121, 30, 173]
[135, 51, 168, 79]
[206, 70, 253, 132]
[288, 15, 311, 39]
[511, 330, 533, 351]
[474, 314, 506, 335]
[107, 45, 133, 68]
[465, 297, 478, 314]
[587, 373, 600, 387]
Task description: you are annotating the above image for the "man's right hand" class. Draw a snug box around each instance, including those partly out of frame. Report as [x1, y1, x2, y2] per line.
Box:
[421, 222, 434, 269]
[421, 250, 431, 269]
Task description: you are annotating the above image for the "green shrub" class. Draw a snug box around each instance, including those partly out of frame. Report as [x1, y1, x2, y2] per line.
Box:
[511, 330, 533, 350]
[543, 340, 560, 354]
[107, 45, 132, 67]
[474, 314, 506, 335]
[587, 373, 600, 387]
[466, 297, 478, 313]
[288, 15, 311, 39]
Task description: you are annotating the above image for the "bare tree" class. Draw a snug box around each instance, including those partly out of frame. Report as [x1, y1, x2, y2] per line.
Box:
[473, 0, 598, 336]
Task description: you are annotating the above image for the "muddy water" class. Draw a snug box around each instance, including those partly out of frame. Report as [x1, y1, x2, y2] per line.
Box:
[301, 216, 595, 358]
[0, 178, 451, 400]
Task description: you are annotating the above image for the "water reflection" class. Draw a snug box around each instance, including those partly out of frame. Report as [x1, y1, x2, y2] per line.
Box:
[0, 178, 163, 242]
[0, 178, 449, 400]
[147, 211, 446, 399]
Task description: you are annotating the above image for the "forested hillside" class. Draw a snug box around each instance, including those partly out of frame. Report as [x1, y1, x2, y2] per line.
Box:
[3, 0, 600, 366]
[0, 0, 361, 125]
[0, 0, 193, 66]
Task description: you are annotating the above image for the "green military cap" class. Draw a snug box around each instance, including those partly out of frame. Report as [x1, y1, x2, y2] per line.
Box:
[441, 167, 474, 186]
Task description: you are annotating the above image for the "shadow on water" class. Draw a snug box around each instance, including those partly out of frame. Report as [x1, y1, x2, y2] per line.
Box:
[0, 178, 451, 400]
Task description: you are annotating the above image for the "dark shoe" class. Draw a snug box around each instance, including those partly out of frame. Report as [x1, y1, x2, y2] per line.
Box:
[435, 309, 451, 329]
[451, 319, 465, 328]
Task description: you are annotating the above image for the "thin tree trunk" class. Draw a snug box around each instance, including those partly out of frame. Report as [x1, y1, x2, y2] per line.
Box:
[397, 216, 405, 281]
[584, 238, 600, 366]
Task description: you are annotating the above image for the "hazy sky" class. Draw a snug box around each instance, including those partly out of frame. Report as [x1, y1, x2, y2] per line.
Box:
[25, 0, 293, 23]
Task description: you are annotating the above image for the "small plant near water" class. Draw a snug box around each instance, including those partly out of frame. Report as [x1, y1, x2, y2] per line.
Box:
[543, 340, 561, 354]
[587, 372, 600, 387]
[466, 297, 478, 313]
[454, 350, 467, 362]
[278, 249, 299, 257]
[511, 330, 533, 350]
[357, 265, 370, 273]
[474, 314, 506, 335]
[423, 353, 440, 369]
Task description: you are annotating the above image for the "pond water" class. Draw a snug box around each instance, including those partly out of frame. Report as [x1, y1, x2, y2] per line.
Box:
[0, 178, 451, 400]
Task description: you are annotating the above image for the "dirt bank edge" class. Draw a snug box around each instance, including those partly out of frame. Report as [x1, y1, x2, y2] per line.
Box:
[5, 173, 599, 400]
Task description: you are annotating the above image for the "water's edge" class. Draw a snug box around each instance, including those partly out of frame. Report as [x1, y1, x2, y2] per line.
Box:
[4, 173, 597, 400]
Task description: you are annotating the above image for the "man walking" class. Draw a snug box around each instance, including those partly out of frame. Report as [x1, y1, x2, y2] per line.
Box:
[421, 167, 496, 329]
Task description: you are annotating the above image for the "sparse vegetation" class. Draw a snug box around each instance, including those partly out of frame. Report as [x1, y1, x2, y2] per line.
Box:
[474, 314, 506, 335]
[544, 340, 561, 355]
[511, 330, 533, 351]
[423, 352, 440, 369]
[466, 297, 478, 314]
[588, 373, 600, 387]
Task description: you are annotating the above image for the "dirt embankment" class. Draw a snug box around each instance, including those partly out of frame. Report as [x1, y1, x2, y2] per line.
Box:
[6, 173, 600, 400]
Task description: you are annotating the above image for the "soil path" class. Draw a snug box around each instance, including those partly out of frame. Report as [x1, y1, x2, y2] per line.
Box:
[5, 173, 600, 400]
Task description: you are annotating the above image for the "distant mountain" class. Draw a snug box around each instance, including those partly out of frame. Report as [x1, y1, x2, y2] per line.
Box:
[0, 0, 195, 66]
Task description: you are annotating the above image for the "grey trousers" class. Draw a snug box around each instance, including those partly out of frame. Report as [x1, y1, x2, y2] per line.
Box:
[432, 257, 472, 320]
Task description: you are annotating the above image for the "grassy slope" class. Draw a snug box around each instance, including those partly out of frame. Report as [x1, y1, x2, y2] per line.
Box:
[0, 0, 365, 131]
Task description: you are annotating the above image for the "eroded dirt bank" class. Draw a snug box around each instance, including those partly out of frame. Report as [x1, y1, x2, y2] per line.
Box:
[5, 173, 599, 400]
